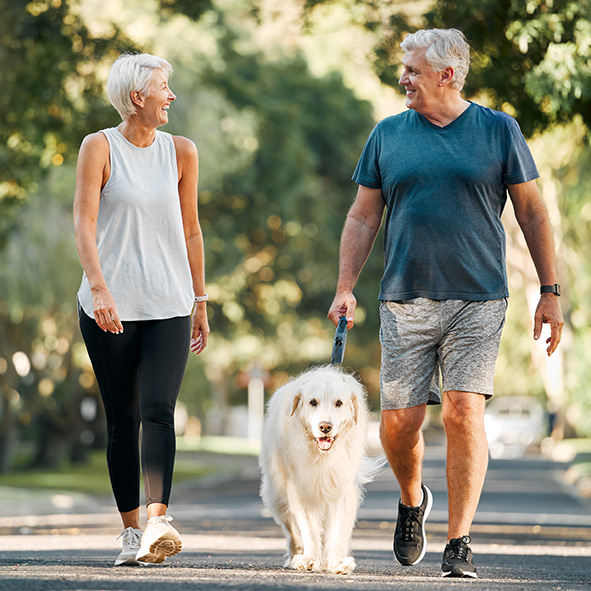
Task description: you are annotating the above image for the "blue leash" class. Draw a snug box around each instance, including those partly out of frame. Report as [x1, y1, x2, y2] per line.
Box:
[330, 316, 348, 365]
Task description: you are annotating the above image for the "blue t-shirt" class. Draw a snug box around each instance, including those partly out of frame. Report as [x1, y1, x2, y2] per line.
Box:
[352, 102, 539, 301]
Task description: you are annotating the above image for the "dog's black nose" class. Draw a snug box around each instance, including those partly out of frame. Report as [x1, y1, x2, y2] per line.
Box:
[319, 422, 332, 434]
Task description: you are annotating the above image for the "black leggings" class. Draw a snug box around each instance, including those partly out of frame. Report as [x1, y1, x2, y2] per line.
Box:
[79, 307, 190, 513]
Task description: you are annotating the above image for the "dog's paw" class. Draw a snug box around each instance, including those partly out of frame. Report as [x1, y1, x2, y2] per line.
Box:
[290, 554, 322, 571]
[326, 556, 356, 575]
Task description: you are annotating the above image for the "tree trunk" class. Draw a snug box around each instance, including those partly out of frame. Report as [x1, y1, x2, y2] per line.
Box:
[0, 381, 14, 473]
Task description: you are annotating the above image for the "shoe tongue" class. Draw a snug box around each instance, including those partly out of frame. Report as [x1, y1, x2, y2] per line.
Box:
[400, 489, 424, 509]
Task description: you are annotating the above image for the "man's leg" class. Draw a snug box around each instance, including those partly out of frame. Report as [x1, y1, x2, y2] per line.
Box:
[436, 299, 505, 578]
[378, 299, 440, 566]
[381, 404, 433, 566]
[442, 390, 488, 540]
[380, 405, 427, 507]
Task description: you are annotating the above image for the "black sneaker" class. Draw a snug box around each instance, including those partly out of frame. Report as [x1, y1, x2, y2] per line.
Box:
[393, 483, 433, 566]
[441, 535, 478, 578]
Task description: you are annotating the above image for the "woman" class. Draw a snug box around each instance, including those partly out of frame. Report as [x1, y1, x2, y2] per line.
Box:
[73, 53, 209, 566]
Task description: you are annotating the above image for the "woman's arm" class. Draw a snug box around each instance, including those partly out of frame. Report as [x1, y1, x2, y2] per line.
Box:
[73, 133, 123, 334]
[174, 135, 210, 355]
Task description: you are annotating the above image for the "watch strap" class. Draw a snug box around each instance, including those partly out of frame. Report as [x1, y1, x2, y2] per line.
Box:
[540, 284, 560, 296]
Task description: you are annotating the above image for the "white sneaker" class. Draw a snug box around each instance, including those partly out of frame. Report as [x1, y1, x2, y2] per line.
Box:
[114, 527, 143, 566]
[135, 515, 182, 563]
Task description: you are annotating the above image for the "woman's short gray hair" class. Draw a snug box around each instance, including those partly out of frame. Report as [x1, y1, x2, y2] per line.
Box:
[107, 53, 174, 121]
[400, 28, 470, 90]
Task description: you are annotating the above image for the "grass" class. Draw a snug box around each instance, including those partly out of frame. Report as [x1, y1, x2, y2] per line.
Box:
[177, 435, 261, 456]
[0, 448, 217, 496]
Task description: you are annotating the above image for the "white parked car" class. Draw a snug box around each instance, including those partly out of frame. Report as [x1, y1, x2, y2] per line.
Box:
[485, 396, 547, 459]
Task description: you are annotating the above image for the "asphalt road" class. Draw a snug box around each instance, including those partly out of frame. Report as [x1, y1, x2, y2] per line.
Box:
[1, 445, 590, 590]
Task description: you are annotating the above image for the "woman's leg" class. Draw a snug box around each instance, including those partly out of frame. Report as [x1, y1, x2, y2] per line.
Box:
[137, 315, 191, 509]
[79, 308, 142, 516]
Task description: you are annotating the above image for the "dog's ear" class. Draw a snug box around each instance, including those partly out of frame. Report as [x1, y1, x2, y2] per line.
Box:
[290, 392, 302, 417]
[342, 375, 363, 424]
[351, 391, 360, 424]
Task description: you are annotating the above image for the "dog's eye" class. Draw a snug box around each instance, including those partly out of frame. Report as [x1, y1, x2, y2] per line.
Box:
[335, 399, 343, 408]
[309, 399, 318, 407]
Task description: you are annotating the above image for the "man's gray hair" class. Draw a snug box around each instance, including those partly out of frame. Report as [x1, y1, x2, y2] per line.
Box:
[107, 53, 174, 121]
[400, 28, 470, 91]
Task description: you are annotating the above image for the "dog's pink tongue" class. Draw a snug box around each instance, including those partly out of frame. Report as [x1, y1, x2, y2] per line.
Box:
[317, 437, 333, 451]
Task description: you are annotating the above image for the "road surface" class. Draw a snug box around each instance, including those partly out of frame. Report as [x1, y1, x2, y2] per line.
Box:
[0, 445, 590, 590]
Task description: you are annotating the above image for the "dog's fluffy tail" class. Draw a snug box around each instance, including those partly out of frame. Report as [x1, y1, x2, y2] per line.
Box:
[357, 455, 388, 486]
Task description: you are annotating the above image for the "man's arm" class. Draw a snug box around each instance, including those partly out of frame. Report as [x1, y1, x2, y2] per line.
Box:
[507, 180, 564, 356]
[328, 185, 385, 328]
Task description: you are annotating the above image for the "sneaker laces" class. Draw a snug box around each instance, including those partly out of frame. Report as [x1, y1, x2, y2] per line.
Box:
[399, 506, 421, 540]
[447, 535, 472, 560]
[118, 527, 142, 547]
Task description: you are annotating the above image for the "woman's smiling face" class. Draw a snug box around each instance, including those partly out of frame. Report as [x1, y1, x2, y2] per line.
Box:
[139, 69, 176, 127]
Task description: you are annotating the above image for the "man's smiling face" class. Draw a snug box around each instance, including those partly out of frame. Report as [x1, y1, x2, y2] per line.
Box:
[398, 48, 444, 114]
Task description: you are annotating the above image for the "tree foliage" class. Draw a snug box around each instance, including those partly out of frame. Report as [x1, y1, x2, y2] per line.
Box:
[307, 0, 591, 140]
[0, 0, 136, 246]
[157, 0, 213, 20]
[0, 168, 105, 471]
[201, 34, 374, 335]
[0, 0, 136, 470]
[161, 18, 380, 418]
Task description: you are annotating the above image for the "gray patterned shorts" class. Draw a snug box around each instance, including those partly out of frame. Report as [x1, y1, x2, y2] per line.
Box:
[379, 298, 507, 409]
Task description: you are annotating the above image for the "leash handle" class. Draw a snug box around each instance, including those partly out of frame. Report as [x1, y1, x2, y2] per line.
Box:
[330, 316, 348, 365]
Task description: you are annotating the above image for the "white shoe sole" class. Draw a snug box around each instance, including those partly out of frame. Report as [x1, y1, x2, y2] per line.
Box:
[136, 536, 182, 563]
[441, 569, 478, 578]
[114, 554, 140, 566]
[412, 484, 433, 565]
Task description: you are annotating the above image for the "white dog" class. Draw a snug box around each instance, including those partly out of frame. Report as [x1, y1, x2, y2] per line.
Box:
[259, 365, 380, 575]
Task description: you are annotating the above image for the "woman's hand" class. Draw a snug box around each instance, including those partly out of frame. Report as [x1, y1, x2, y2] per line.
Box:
[190, 303, 210, 355]
[92, 288, 124, 334]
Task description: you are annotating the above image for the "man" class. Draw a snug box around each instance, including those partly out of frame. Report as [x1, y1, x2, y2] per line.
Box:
[328, 28, 563, 579]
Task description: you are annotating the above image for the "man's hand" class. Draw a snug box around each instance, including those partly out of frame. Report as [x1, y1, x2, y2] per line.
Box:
[533, 294, 564, 356]
[328, 291, 357, 329]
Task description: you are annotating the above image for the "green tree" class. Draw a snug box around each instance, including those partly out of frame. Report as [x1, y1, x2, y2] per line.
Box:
[0, 0, 136, 470]
[164, 25, 379, 421]
[304, 0, 591, 139]
[0, 0, 135, 246]
[0, 168, 105, 472]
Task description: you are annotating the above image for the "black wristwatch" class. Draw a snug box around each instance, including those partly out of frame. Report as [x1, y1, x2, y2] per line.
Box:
[540, 284, 561, 296]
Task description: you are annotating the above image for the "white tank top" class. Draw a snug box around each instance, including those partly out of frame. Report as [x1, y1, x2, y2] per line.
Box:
[77, 127, 194, 321]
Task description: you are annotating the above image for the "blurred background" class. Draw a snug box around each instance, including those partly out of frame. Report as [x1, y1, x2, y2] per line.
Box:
[0, 0, 590, 492]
